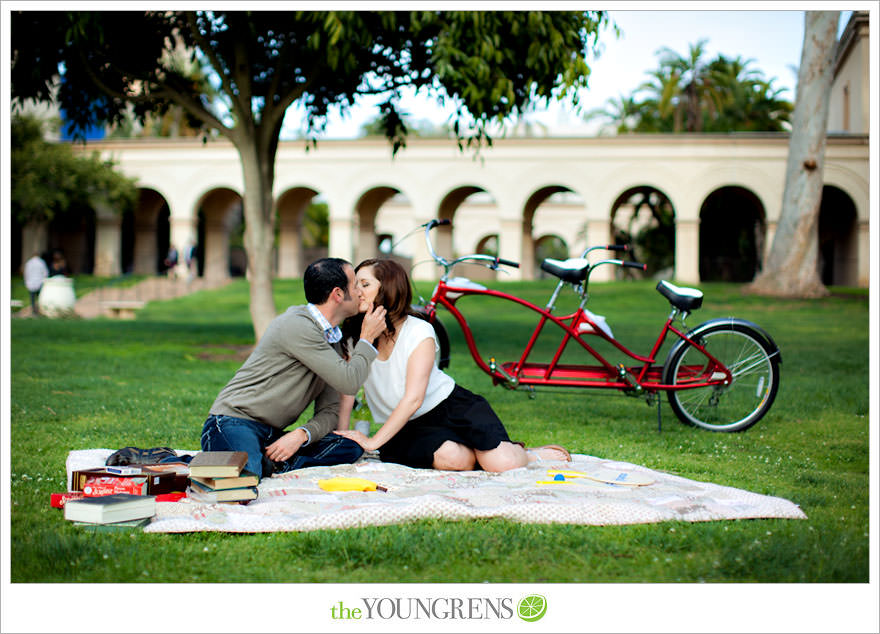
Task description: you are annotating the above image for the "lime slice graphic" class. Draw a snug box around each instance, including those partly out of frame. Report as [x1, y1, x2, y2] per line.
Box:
[517, 594, 547, 622]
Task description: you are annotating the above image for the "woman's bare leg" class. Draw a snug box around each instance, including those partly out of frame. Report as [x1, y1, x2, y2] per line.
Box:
[476, 442, 570, 472]
[432, 440, 477, 471]
[475, 441, 529, 473]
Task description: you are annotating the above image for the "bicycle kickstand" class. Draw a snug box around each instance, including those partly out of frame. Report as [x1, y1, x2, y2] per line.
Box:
[656, 394, 662, 433]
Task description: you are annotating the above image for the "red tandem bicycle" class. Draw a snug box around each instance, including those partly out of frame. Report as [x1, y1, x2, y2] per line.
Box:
[411, 219, 781, 432]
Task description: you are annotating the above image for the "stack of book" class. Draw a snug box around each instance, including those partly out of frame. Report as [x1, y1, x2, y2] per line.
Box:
[63, 493, 156, 531]
[187, 451, 258, 503]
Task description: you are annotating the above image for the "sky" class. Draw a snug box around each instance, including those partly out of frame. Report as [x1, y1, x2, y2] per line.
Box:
[286, 8, 854, 139]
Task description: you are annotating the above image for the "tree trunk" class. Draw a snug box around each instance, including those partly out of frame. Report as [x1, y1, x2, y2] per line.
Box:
[237, 138, 278, 340]
[746, 11, 839, 298]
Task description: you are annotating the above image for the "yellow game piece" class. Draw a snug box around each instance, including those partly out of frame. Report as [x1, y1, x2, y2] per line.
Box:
[318, 477, 387, 492]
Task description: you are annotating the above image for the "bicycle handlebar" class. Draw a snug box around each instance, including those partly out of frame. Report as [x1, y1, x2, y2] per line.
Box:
[424, 219, 520, 272]
[582, 244, 630, 257]
[592, 258, 648, 272]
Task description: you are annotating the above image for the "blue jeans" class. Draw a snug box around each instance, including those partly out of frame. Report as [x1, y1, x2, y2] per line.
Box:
[200, 414, 363, 480]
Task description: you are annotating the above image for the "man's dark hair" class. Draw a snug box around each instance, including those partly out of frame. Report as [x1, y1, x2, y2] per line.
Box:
[303, 258, 352, 304]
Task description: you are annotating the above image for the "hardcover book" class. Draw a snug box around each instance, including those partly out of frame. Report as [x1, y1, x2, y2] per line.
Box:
[190, 470, 258, 490]
[63, 493, 157, 524]
[188, 451, 248, 478]
[187, 480, 258, 503]
[73, 517, 152, 532]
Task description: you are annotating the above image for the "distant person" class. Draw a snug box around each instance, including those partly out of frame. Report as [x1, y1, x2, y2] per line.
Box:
[200, 257, 388, 480]
[48, 249, 69, 277]
[164, 245, 179, 278]
[23, 252, 49, 315]
[184, 241, 198, 282]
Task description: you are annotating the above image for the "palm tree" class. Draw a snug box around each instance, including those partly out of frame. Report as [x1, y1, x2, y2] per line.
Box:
[585, 94, 642, 134]
[654, 39, 713, 132]
[707, 55, 792, 132]
[586, 41, 794, 134]
[636, 69, 684, 131]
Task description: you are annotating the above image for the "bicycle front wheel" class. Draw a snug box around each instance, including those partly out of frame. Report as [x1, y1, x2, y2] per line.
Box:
[664, 323, 780, 432]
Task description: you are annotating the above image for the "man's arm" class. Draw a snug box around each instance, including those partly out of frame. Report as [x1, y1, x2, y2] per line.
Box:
[291, 317, 378, 395]
[337, 394, 356, 431]
[264, 385, 341, 461]
[299, 383, 342, 444]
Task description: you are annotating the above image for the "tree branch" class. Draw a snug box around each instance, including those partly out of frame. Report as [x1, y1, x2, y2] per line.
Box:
[183, 12, 251, 128]
[232, 36, 253, 121]
[151, 80, 231, 139]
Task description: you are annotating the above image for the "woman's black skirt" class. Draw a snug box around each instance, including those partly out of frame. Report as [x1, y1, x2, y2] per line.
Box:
[378, 384, 511, 469]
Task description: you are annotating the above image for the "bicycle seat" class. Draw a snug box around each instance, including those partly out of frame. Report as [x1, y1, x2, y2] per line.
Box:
[656, 280, 703, 312]
[540, 258, 590, 284]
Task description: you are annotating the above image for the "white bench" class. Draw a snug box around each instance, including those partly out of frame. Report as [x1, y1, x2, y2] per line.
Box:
[11, 299, 23, 308]
[101, 300, 146, 319]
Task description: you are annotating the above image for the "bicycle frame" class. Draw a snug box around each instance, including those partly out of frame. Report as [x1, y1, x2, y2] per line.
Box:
[423, 280, 733, 395]
[413, 219, 734, 397]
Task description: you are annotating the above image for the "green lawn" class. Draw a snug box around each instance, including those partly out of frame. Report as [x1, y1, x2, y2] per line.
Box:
[10, 273, 149, 311]
[8, 276, 870, 585]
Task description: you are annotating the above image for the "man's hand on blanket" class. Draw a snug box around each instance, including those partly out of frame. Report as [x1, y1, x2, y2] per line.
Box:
[265, 429, 307, 462]
[335, 429, 376, 452]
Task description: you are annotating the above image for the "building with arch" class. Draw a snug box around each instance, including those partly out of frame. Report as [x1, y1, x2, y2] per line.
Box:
[12, 12, 870, 289]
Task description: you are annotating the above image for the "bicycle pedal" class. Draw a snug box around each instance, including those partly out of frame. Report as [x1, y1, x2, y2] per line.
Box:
[617, 364, 643, 394]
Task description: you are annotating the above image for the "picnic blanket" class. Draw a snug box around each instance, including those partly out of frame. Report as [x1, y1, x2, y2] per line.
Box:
[65, 449, 806, 533]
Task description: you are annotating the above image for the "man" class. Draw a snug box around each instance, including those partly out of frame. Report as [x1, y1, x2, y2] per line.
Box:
[200, 258, 387, 479]
[164, 244, 178, 278]
[23, 252, 49, 315]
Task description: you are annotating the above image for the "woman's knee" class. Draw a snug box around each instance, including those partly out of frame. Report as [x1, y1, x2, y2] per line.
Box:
[432, 441, 476, 471]
[476, 442, 528, 473]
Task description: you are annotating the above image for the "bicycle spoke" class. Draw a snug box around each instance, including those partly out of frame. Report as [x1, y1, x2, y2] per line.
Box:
[668, 326, 778, 431]
[726, 351, 770, 378]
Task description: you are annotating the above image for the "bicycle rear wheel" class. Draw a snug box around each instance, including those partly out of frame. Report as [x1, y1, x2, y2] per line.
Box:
[411, 307, 451, 369]
[664, 322, 780, 432]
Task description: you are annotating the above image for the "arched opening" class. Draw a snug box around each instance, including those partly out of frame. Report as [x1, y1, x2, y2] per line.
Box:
[610, 186, 676, 279]
[11, 214, 23, 274]
[699, 186, 766, 282]
[354, 187, 405, 266]
[129, 189, 171, 275]
[475, 234, 499, 256]
[437, 186, 497, 278]
[120, 209, 134, 274]
[47, 205, 96, 275]
[468, 234, 499, 281]
[522, 186, 583, 279]
[372, 190, 415, 269]
[197, 188, 244, 281]
[276, 187, 326, 278]
[818, 185, 858, 286]
[534, 234, 569, 279]
[156, 206, 171, 274]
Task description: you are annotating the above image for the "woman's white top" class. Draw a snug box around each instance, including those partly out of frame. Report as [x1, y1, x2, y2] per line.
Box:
[363, 316, 455, 423]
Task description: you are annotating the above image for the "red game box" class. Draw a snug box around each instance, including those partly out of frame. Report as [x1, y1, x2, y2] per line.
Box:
[70, 467, 187, 496]
[50, 491, 87, 508]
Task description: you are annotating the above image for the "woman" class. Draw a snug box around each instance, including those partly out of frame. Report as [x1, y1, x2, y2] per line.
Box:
[335, 258, 570, 472]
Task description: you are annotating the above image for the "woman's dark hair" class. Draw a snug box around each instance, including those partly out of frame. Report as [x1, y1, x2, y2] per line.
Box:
[341, 258, 415, 350]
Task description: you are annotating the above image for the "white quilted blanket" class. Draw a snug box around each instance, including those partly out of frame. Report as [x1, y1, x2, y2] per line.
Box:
[66, 449, 806, 533]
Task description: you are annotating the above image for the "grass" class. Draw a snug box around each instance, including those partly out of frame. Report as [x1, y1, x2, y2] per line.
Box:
[8, 276, 870, 584]
[10, 273, 149, 312]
